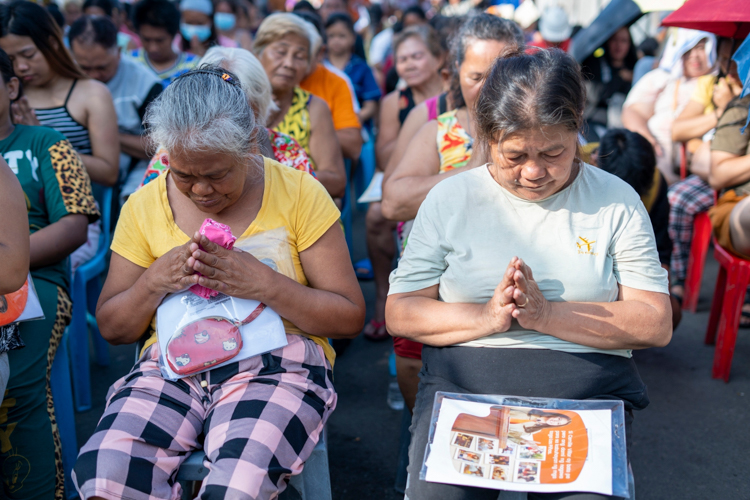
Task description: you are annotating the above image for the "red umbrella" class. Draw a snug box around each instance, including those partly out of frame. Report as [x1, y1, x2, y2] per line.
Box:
[662, 0, 750, 39]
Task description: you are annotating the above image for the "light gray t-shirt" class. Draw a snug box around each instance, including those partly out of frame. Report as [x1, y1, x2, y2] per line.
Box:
[106, 55, 163, 178]
[388, 163, 669, 357]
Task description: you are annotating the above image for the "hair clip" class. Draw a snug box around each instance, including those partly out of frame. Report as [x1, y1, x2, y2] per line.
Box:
[221, 73, 233, 83]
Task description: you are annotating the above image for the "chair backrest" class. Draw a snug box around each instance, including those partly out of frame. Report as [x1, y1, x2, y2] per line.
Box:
[97, 187, 113, 255]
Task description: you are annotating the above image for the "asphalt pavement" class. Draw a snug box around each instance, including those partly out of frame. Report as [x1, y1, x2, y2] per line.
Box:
[75, 206, 750, 500]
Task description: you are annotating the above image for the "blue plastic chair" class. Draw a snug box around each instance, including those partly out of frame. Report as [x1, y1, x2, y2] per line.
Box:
[50, 327, 80, 500]
[69, 187, 113, 412]
[341, 160, 353, 255]
[354, 139, 376, 211]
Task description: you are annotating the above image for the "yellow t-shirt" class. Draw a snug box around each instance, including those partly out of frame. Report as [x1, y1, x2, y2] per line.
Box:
[690, 74, 716, 114]
[111, 157, 341, 365]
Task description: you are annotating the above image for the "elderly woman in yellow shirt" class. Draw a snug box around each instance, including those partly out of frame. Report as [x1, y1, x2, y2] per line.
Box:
[72, 66, 364, 500]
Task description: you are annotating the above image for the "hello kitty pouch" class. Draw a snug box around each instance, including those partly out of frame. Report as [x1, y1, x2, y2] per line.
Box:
[165, 303, 265, 376]
[156, 292, 286, 380]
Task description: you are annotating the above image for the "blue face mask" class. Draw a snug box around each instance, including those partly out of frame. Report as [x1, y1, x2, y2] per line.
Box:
[214, 12, 236, 32]
[180, 23, 212, 43]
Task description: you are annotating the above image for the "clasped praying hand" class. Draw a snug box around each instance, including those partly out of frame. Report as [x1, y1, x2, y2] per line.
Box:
[481, 257, 552, 335]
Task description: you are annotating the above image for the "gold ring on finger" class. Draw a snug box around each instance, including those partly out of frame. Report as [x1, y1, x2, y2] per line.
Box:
[518, 297, 530, 308]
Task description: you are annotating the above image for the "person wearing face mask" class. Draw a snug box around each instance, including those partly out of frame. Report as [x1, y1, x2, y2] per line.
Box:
[131, 0, 198, 86]
[213, 0, 253, 51]
[177, 0, 237, 58]
[381, 14, 524, 412]
[69, 15, 163, 201]
[622, 28, 718, 185]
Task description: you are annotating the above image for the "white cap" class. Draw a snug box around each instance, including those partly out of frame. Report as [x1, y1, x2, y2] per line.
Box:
[514, 0, 540, 30]
[539, 5, 572, 43]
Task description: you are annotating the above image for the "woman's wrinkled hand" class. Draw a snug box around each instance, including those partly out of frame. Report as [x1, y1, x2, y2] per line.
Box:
[188, 232, 273, 300]
[480, 259, 518, 335]
[509, 257, 551, 331]
[146, 240, 198, 296]
[11, 97, 40, 126]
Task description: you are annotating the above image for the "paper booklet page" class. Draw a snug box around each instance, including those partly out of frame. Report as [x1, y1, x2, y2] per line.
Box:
[423, 394, 622, 496]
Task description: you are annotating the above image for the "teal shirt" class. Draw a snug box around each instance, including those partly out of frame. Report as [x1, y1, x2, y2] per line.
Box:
[0, 124, 99, 292]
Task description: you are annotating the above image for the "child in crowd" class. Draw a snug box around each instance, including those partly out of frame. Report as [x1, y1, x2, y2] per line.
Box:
[325, 12, 381, 130]
[131, 0, 199, 85]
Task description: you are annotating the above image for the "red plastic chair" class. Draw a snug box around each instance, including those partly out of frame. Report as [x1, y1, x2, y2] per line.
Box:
[705, 243, 750, 382]
[682, 212, 713, 313]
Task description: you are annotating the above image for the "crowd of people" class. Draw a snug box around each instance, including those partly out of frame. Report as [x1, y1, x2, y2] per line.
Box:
[0, 0, 747, 498]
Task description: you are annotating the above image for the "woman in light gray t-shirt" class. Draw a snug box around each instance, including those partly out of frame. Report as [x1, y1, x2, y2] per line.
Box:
[386, 49, 672, 500]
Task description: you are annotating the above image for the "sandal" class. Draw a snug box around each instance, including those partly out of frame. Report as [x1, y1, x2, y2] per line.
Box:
[363, 319, 389, 341]
[355, 258, 374, 280]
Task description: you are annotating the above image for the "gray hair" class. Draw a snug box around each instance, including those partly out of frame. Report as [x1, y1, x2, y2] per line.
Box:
[253, 13, 322, 68]
[145, 65, 257, 166]
[475, 49, 586, 145]
[199, 47, 278, 125]
[449, 13, 525, 109]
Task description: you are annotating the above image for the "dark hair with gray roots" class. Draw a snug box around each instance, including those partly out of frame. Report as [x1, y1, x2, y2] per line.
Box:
[449, 13, 524, 109]
[145, 65, 258, 169]
[475, 49, 586, 146]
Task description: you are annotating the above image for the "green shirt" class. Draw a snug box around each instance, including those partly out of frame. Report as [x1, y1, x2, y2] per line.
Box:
[1, 124, 99, 292]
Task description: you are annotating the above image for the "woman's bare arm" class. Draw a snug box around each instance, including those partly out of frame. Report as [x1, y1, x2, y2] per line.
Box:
[79, 80, 120, 186]
[309, 96, 347, 198]
[709, 150, 750, 190]
[672, 100, 719, 142]
[387, 259, 672, 350]
[29, 214, 88, 269]
[358, 100, 378, 124]
[383, 102, 429, 183]
[375, 91, 401, 170]
[0, 160, 29, 294]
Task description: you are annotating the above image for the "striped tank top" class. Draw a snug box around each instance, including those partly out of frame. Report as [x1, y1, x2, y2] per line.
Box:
[34, 80, 92, 155]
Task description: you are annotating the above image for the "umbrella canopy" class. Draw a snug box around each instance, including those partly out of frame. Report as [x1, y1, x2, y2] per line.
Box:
[731, 36, 750, 131]
[570, 0, 642, 62]
[662, 0, 750, 38]
[633, 0, 685, 12]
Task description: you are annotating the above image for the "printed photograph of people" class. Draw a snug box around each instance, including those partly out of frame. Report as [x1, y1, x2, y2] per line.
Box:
[477, 437, 498, 453]
[515, 461, 541, 484]
[507, 408, 572, 446]
[454, 448, 481, 463]
[461, 464, 486, 478]
[491, 465, 510, 481]
[486, 454, 511, 466]
[452, 432, 475, 449]
[518, 444, 547, 461]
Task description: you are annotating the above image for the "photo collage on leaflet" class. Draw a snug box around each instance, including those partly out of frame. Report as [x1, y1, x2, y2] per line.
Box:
[450, 432, 545, 484]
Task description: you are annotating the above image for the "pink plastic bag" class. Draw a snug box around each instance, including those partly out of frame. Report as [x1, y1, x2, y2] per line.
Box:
[190, 218, 237, 299]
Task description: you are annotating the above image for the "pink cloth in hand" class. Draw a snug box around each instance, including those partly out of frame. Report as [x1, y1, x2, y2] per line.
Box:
[190, 218, 237, 299]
